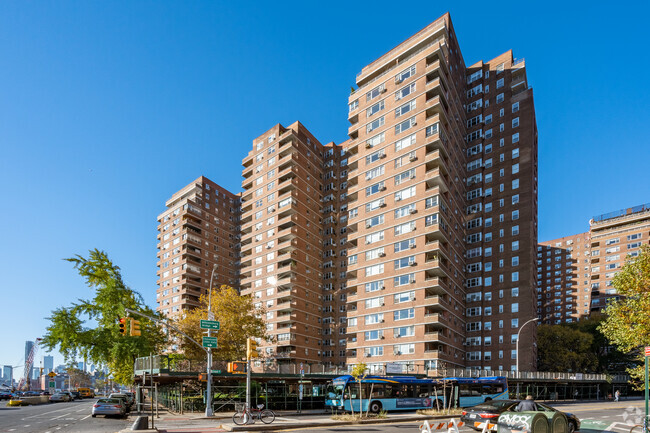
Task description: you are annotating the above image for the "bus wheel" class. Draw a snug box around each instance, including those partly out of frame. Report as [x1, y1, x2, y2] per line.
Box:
[485, 398, 492, 402]
[369, 401, 382, 413]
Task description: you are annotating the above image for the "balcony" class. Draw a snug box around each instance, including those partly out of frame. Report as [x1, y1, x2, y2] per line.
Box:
[425, 167, 449, 193]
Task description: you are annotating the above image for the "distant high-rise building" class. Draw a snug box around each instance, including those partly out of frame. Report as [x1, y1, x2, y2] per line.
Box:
[24, 341, 34, 364]
[156, 176, 241, 318]
[2, 366, 12, 386]
[55, 364, 66, 374]
[540, 203, 650, 323]
[31, 367, 39, 380]
[43, 355, 54, 374]
[77, 362, 84, 372]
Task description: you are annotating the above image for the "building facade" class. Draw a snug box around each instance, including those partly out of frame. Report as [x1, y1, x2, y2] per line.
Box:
[539, 203, 650, 323]
[43, 355, 54, 374]
[159, 13, 540, 372]
[156, 176, 241, 317]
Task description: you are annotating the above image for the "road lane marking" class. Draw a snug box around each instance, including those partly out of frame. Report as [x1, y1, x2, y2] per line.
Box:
[23, 407, 74, 419]
[51, 412, 72, 420]
[81, 414, 92, 420]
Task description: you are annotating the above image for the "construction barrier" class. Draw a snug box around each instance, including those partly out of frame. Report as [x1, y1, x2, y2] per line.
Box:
[420, 418, 464, 433]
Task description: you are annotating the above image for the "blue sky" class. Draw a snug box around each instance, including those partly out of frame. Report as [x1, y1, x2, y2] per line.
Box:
[1, 0, 649, 377]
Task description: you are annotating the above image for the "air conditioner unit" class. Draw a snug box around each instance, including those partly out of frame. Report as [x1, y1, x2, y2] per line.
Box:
[365, 240, 371, 245]
[378, 252, 386, 257]
[365, 143, 372, 149]
[379, 186, 386, 191]
[394, 351, 402, 356]
[409, 208, 417, 214]
[365, 353, 372, 357]
[395, 334, 400, 338]
[379, 153, 386, 159]
[410, 244, 417, 249]
[270, 208, 276, 213]
[410, 174, 416, 179]
[366, 223, 372, 228]
[396, 197, 402, 201]
[380, 202, 386, 207]
[410, 279, 416, 284]
[409, 155, 417, 161]
[396, 78, 403, 84]
[380, 302, 385, 307]
[410, 262, 417, 266]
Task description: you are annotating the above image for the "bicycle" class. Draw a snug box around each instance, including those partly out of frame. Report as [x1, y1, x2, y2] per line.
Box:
[232, 403, 275, 425]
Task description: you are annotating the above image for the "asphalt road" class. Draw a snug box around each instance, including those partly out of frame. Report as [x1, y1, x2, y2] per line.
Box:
[270, 400, 648, 433]
[0, 398, 132, 433]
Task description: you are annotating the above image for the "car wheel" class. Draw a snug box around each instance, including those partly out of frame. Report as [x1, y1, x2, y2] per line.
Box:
[92, 414, 96, 418]
[568, 422, 576, 433]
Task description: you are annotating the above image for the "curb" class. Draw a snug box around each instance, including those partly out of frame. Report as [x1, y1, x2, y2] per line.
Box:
[222, 414, 450, 431]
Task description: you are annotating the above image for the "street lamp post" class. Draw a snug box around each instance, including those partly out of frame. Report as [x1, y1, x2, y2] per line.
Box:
[205, 264, 218, 418]
[515, 318, 539, 398]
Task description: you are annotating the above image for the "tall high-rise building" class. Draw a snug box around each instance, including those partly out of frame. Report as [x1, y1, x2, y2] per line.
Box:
[540, 203, 650, 323]
[240, 122, 342, 364]
[43, 355, 54, 374]
[163, 13, 540, 372]
[344, 13, 537, 372]
[156, 176, 241, 317]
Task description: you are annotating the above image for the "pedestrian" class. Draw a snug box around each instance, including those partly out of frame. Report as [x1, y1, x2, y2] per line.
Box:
[516, 395, 538, 412]
[614, 390, 620, 402]
[574, 390, 578, 400]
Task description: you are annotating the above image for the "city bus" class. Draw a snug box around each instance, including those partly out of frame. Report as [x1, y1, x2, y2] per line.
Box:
[325, 375, 507, 413]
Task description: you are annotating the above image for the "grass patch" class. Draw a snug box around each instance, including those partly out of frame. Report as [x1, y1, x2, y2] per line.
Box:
[330, 411, 389, 421]
[416, 408, 463, 416]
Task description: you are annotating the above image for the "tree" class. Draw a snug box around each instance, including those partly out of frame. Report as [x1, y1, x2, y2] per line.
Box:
[537, 324, 597, 372]
[66, 365, 92, 389]
[350, 363, 368, 417]
[174, 285, 267, 361]
[599, 245, 650, 389]
[41, 249, 168, 385]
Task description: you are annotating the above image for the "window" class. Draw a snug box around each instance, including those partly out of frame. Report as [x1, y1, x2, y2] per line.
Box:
[396, 65, 416, 83]
[367, 84, 385, 102]
[395, 134, 416, 152]
[365, 264, 384, 277]
[366, 165, 385, 180]
[512, 133, 520, 143]
[512, 163, 519, 174]
[349, 99, 359, 112]
[512, 117, 520, 128]
[395, 83, 416, 101]
[496, 78, 504, 89]
[496, 93, 504, 103]
[366, 181, 385, 197]
[395, 117, 416, 134]
[395, 168, 416, 185]
[395, 186, 416, 201]
[367, 116, 385, 133]
[394, 308, 415, 321]
[395, 100, 416, 118]
[367, 100, 385, 117]
[512, 102, 519, 113]
[512, 179, 520, 189]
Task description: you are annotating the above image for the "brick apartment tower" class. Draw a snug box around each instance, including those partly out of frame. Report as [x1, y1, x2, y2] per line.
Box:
[156, 176, 241, 317]
[540, 203, 650, 323]
[344, 13, 538, 372]
[239, 123, 352, 365]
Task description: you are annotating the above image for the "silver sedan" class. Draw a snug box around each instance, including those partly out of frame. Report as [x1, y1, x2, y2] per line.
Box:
[91, 398, 127, 418]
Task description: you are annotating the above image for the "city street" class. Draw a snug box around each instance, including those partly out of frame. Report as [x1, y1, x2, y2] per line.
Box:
[0, 399, 131, 433]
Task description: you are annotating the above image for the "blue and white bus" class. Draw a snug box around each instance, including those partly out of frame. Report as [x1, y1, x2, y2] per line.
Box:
[325, 375, 508, 413]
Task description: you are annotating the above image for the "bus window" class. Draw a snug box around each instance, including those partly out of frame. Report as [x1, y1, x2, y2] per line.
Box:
[371, 384, 386, 398]
[400, 384, 416, 398]
[416, 384, 431, 398]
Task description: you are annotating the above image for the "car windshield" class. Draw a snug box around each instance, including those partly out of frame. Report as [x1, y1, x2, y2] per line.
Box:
[473, 400, 516, 411]
[98, 399, 120, 404]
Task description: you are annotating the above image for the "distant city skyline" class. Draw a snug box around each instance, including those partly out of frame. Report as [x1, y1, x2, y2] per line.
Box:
[1, 1, 649, 375]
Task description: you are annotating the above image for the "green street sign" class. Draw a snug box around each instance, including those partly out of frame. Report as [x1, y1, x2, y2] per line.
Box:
[200, 320, 220, 330]
[214, 370, 222, 374]
[49, 381, 55, 387]
[202, 336, 218, 348]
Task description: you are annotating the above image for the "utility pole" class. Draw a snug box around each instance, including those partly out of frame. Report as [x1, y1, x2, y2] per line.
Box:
[205, 264, 218, 418]
[516, 318, 539, 398]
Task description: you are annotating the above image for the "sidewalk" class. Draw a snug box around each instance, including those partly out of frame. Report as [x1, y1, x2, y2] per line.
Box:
[131, 408, 454, 433]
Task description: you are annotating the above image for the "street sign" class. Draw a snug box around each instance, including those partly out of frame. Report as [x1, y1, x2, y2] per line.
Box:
[214, 370, 222, 374]
[48, 372, 56, 378]
[299, 384, 303, 400]
[200, 320, 220, 330]
[202, 336, 218, 348]
[645, 346, 650, 357]
[49, 381, 55, 387]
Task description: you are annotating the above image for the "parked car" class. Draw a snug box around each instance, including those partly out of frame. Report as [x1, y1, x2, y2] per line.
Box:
[0, 391, 12, 400]
[49, 392, 71, 403]
[91, 398, 127, 418]
[69, 391, 82, 400]
[461, 400, 581, 433]
[108, 393, 131, 412]
[123, 391, 136, 407]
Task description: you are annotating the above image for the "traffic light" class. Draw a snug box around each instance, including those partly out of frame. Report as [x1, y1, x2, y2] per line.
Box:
[118, 318, 127, 336]
[130, 318, 141, 336]
[227, 362, 247, 374]
[246, 337, 258, 359]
